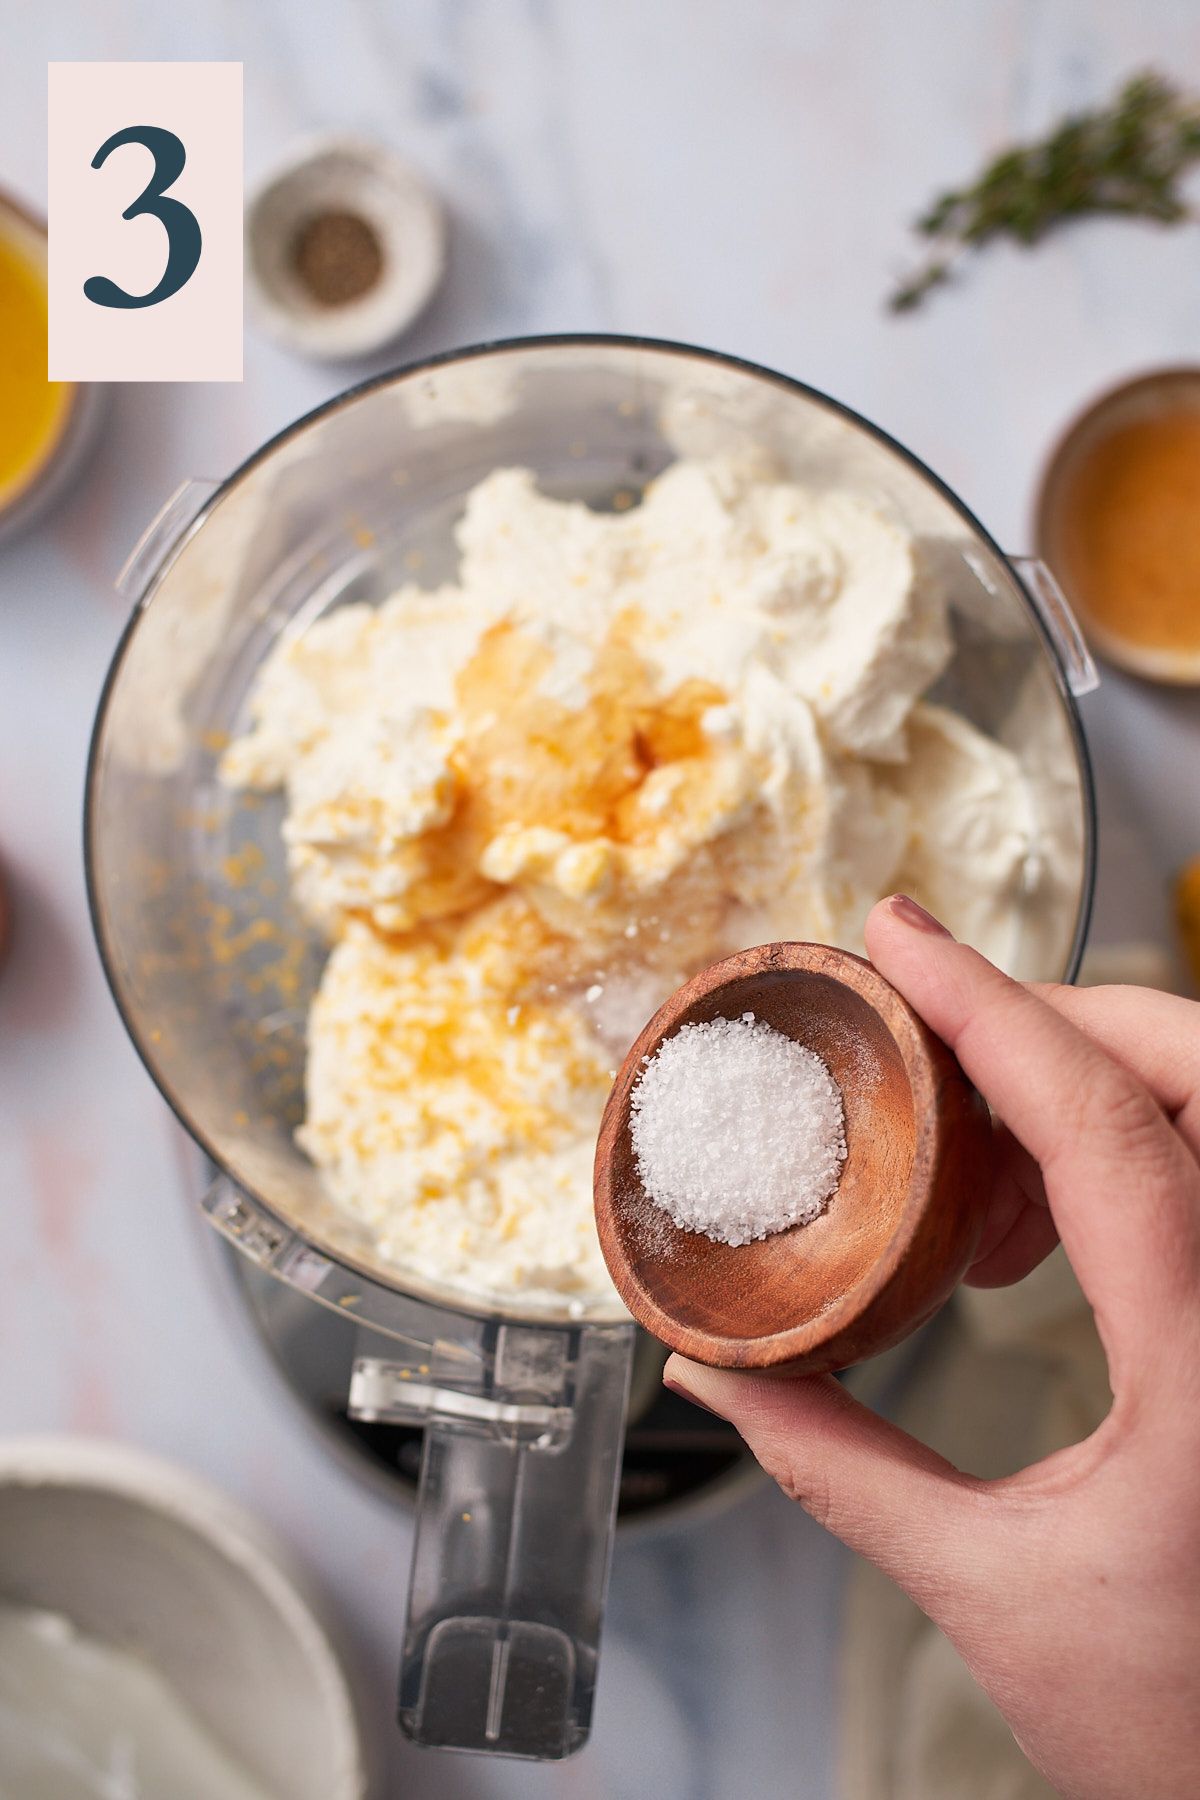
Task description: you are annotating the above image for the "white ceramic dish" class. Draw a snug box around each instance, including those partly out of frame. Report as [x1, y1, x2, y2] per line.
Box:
[246, 135, 446, 360]
[0, 1436, 365, 1799]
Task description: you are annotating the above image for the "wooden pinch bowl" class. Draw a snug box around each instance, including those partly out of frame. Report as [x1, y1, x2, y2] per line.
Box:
[594, 943, 993, 1375]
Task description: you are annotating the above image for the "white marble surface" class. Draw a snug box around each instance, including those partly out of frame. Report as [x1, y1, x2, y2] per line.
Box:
[3, 3, 1200, 1795]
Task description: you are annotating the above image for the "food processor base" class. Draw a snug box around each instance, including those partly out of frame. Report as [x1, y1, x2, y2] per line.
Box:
[207, 1234, 761, 1532]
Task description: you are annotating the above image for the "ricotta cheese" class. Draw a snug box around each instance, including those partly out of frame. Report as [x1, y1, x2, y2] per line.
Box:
[222, 455, 1036, 1305]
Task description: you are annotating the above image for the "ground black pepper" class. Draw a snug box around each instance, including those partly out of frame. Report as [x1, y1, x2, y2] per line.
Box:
[291, 210, 384, 307]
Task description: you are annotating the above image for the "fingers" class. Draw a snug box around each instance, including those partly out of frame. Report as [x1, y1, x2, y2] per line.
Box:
[1034, 984, 1200, 1155]
[965, 1127, 1057, 1287]
[963, 1124, 1046, 1255]
[664, 1354, 988, 1619]
[865, 899, 1200, 1370]
[965, 1196, 1061, 1288]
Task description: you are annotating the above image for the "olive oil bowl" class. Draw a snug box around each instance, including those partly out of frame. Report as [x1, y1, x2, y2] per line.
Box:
[0, 188, 104, 544]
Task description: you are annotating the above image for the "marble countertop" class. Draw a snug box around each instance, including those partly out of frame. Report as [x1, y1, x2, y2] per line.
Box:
[3, 3, 1199, 1795]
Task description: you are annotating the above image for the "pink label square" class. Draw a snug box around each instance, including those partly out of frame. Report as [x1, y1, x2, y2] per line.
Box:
[48, 62, 242, 382]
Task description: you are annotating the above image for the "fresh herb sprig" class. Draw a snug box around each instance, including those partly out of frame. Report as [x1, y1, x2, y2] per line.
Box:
[890, 72, 1200, 312]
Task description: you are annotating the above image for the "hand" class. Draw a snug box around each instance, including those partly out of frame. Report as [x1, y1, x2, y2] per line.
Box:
[664, 895, 1200, 1800]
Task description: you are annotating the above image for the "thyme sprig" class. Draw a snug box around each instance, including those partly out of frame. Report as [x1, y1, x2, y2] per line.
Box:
[890, 72, 1200, 312]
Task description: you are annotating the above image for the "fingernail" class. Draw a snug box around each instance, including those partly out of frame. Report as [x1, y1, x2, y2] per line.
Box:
[662, 1376, 721, 1418]
[887, 894, 953, 938]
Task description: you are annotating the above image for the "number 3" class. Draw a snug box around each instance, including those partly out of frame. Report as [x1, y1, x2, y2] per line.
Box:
[84, 126, 203, 310]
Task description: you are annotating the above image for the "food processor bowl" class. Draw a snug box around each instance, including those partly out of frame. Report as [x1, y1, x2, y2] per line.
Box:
[85, 335, 1097, 1760]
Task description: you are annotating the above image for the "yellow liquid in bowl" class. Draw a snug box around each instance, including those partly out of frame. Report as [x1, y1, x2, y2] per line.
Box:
[0, 229, 71, 505]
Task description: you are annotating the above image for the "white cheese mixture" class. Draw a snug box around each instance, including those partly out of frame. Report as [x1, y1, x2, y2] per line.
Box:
[222, 455, 1036, 1306]
[0, 1604, 272, 1800]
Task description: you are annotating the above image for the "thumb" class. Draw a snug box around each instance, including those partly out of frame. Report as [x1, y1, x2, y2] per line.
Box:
[664, 1354, 992, 1618]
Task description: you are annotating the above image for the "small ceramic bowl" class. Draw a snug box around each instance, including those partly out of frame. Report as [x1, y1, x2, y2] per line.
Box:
[0, 1437, 365, 1798]
[0, 189, 105, 544]
[1034, 367, 1200, 684]
[246, 135, 446, 360]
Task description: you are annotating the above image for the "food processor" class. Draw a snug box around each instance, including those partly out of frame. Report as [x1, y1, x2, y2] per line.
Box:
[85, 335, 1097, 1761]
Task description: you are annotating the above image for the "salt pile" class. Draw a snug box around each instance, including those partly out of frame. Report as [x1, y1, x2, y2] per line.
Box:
[629, 1012, 846, 1245]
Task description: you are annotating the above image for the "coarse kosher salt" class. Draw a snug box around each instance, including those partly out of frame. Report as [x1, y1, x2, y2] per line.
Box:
[629, 1013, 847, 1246]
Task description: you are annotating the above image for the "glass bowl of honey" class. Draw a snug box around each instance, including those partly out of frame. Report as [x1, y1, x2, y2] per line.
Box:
[1036, 367, 1200, 684]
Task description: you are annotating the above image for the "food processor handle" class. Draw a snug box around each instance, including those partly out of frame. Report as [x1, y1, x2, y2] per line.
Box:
[394, 1320, 634, 1759]
[204, 1172, 635, 1757]
[1010, 556, 1100, 697]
